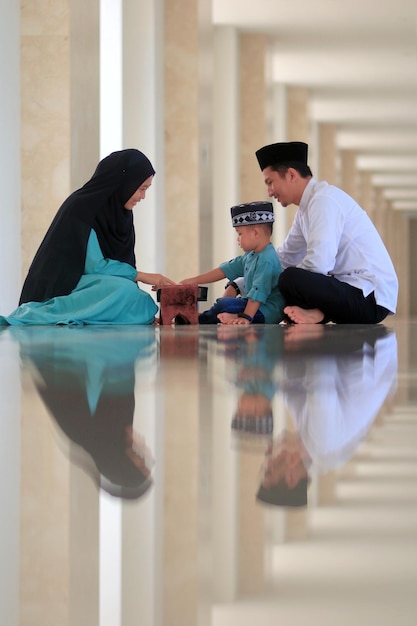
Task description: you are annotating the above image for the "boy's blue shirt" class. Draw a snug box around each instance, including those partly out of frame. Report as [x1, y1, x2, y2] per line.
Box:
[219, 243, 285, 323]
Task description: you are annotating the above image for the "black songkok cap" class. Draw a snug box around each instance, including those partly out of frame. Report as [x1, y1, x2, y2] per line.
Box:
[256, 477, 308, 508]
[231, 413, 274, 436]
[231, 201, 274, 227]
[255, 141, 308, 170]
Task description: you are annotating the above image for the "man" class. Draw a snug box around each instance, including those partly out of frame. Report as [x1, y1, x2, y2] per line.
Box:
[228, 141, 398, 324]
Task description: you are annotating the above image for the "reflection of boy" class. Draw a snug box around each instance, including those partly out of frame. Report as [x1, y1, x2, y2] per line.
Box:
[181, 201, 285, 325]
[231, 380, 275, 437]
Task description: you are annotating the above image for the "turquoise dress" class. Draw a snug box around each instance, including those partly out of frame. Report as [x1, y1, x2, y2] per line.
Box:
[0, 230, 158, 326]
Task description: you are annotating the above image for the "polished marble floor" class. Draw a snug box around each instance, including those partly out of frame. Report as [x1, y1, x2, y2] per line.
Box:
[1, 318, 416, 626]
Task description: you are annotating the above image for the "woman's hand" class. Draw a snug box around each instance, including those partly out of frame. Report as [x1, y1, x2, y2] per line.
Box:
[136, 272, 176, 289]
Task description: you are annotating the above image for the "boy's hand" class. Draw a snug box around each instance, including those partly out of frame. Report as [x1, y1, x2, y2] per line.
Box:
[179, 278, 198, 285]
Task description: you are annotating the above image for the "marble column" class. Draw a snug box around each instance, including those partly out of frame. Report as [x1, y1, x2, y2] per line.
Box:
[211, 25, 240, 301]
[276, 86, 311, 537]
[20, 0, 100, 280]
[286, 86, 310, 143]
[0, 336, 20, 626]
[269, 84, 289, 245]
[19, 4, 101, 626]
[267, 85, 310, 242]
[307, 116, 339, 506]
[239, 33, 268, 203]
[317, 123, 337, 185]
[20, 0, 70, 280]
[237, 449, 265, 594]
[0, 0, 21, 311]
[161, 5, 211, 623]
[70, 465, 99, 626]
[340, 149, 358, 198]
[205, 56, 243, 585]
[19, 373, 71, 626]
[373, 188, 388, 242]
[390, 210, 410, 317]
[164, 0, 213, 281]
[121, 386, 161, 626]
[236, 32, 269, 593]
[0, 5, 20, 625]
[359, 171, 375, 222]
[285, 86, 310, 227]
[158, 346, 200, 626]
[123, 0, 166, 282]
[410, 219, 417, 315]
[211, 361, 239, 601]
[70, 0, 100, 188]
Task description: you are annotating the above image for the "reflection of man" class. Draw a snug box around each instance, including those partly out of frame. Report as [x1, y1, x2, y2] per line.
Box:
[257, 325, 398, 507]
[257, 432, 309, 507]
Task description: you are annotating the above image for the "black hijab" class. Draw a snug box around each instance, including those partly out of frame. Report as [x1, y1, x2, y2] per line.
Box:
[19, 149, 155, 304]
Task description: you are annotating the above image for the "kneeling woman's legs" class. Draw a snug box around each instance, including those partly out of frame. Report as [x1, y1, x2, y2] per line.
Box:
[198, 297, 265, 324]
[278, 267, 382, 324]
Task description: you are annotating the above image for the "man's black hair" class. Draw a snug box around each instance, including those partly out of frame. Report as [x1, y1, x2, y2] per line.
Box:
[270, 161, 313, 178]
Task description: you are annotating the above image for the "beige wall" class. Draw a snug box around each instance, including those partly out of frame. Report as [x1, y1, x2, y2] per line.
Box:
[239, 33, 268, 203]
[20, 0, 99, 281]
[410, 219, 417, 315]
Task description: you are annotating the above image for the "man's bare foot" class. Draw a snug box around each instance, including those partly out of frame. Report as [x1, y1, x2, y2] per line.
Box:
[284, 306, 325, 324]
[284, 324, 324, 345]
[217, 312, 238, 324]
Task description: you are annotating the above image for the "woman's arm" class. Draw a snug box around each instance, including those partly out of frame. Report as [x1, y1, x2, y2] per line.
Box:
[135, 272, 176, 289]
[85, 230, 175, 287]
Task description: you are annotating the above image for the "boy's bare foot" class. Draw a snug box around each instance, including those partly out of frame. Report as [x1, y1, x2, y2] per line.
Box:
[283, 306, 325, 324]
[217, 312, 238, 324]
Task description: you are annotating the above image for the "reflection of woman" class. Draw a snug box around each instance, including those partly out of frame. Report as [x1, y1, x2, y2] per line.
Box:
[14, 326, 156, 499]
[40, 377, 154, 500]
[1, 149, 174, 326]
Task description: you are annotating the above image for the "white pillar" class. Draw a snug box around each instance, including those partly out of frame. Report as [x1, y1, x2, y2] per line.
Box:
[121, 355, 161, 626]
[0, 5, 20, 624]
[123, 0, 166, 277]
[120, 4, 163, 623]
[211, 345, 239, 601]
[212, 25, 240, 299]
[0, 1, 21, 312]
[0, 334, 20, 626]
[270, 83, 289, 246]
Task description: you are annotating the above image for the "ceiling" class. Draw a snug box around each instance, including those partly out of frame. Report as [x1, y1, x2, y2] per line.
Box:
[212, 0, 417, 215]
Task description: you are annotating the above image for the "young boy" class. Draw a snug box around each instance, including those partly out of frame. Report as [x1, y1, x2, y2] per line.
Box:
[180, 201, 285, 325]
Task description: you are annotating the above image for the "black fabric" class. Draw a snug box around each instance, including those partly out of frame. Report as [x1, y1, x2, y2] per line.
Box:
[19, 149, 155, 304]
[255, 141, 308, 170]
[278, 267, 388, 324]
[32, 363, 152, 499]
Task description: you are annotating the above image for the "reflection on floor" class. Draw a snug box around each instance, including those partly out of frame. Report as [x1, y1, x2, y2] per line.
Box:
[0, 319, 416, 626]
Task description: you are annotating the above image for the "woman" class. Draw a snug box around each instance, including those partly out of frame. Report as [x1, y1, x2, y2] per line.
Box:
[1, 149, 175, 326]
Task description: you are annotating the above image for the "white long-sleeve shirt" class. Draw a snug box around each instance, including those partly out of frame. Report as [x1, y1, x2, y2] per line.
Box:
[283, 330, 398, 473]
[277, 178, 398, 313]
